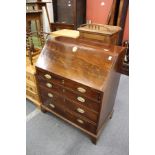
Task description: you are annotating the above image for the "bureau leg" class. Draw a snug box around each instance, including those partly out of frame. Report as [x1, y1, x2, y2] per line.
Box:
[41, 106, 47, 113]
[90, 137, 97, 145]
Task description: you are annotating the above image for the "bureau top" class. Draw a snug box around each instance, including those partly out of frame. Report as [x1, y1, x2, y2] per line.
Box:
[36, 37, 125, 91]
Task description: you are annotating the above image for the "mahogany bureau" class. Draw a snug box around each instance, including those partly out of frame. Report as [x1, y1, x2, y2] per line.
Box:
[35, 36, 125, 144]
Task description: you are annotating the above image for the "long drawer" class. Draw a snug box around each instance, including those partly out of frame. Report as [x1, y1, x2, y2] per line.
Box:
[36, 75, 100, 113]
[36, 68, 103, 102]
[40, 86, 98, 123]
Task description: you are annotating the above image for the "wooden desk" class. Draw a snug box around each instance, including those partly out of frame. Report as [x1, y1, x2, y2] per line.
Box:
[35, 36, 126, 144]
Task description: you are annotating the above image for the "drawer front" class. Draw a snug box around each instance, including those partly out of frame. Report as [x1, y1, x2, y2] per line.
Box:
[36, 75, 62, 93]
[26, 82, 37, 93]
[64, 98, 98, 123]
[40, 87, 65, 106]
[62, 88, 100, 113]
[64, 110, 97, 134]
[36, 69, 64, 86]
[36, 68, 102, 102]
[26, 90, 39, 101]
[39, 86, 98, 123]
[63, 78, 102, 102]
[40, 88, 66, 115]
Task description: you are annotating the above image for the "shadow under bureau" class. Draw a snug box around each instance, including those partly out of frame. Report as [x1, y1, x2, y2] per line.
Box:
[35, 36, 125, 144]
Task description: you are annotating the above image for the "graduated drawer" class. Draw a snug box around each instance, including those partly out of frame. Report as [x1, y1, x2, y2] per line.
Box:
[63, 98, 98, 123]
[39, 86, 98, 123]
[64, 109, 97, 134]
[36, 68, 102, 102]
[62, 88, 100, 113]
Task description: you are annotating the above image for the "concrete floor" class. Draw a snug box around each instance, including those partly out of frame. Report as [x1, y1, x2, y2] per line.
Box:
[26, 75, 129, 155]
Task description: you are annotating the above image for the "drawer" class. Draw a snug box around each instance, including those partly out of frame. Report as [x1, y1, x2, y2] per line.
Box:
[36, 68, 64, 86]
[26, 90, 39, 101]
[63, 78, 102, 102]
[64, 98, 98, 123]
[40, 86, 98, 123]
[40, 87, 65, 106]
[40, 88, 66, 115]
[64, 109, 97, 134]
[36, 68, 102, 102]
[36, 75, 62, 93]
[26, 82, 37, 93]
[62, 88, 100, 113]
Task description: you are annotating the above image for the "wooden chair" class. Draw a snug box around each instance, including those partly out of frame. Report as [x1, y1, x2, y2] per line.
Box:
[26, 0, 51, 33]
[26, 26, 50, 65]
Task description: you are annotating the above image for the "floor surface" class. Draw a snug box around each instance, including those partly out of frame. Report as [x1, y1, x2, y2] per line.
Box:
[26, 75, 129, 155]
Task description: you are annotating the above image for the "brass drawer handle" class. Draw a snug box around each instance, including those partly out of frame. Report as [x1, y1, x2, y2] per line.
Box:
[44, 74, 52, 79]
[108, 56, 112, 61]
[46, 83, 52, 88]
[77, 97, 85, 103]
[48, 93, 53, 98]
[72, 46, 78, 53]
[62, 80, 65, 84]
[77, 108, 85, 114]
[77, 119, 84, 124]
[49, 103, 55, 108]
[77, 87, 86, 93]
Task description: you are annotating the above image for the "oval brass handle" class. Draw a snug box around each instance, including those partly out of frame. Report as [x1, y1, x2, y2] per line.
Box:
[44, 74, 52, 79]
[77, 108, 85, 114]
[77, 87, 86, 93]
[77, 97, 85, 103]
[72, 46, 78, 53]
[77, 119, 84, 124]
[48, 93, 53, 98]
[46, 83, 52, 88]
[49, 103, 55, 108]
[62, 80, 65, 84]
[108, 56, 112, 61]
